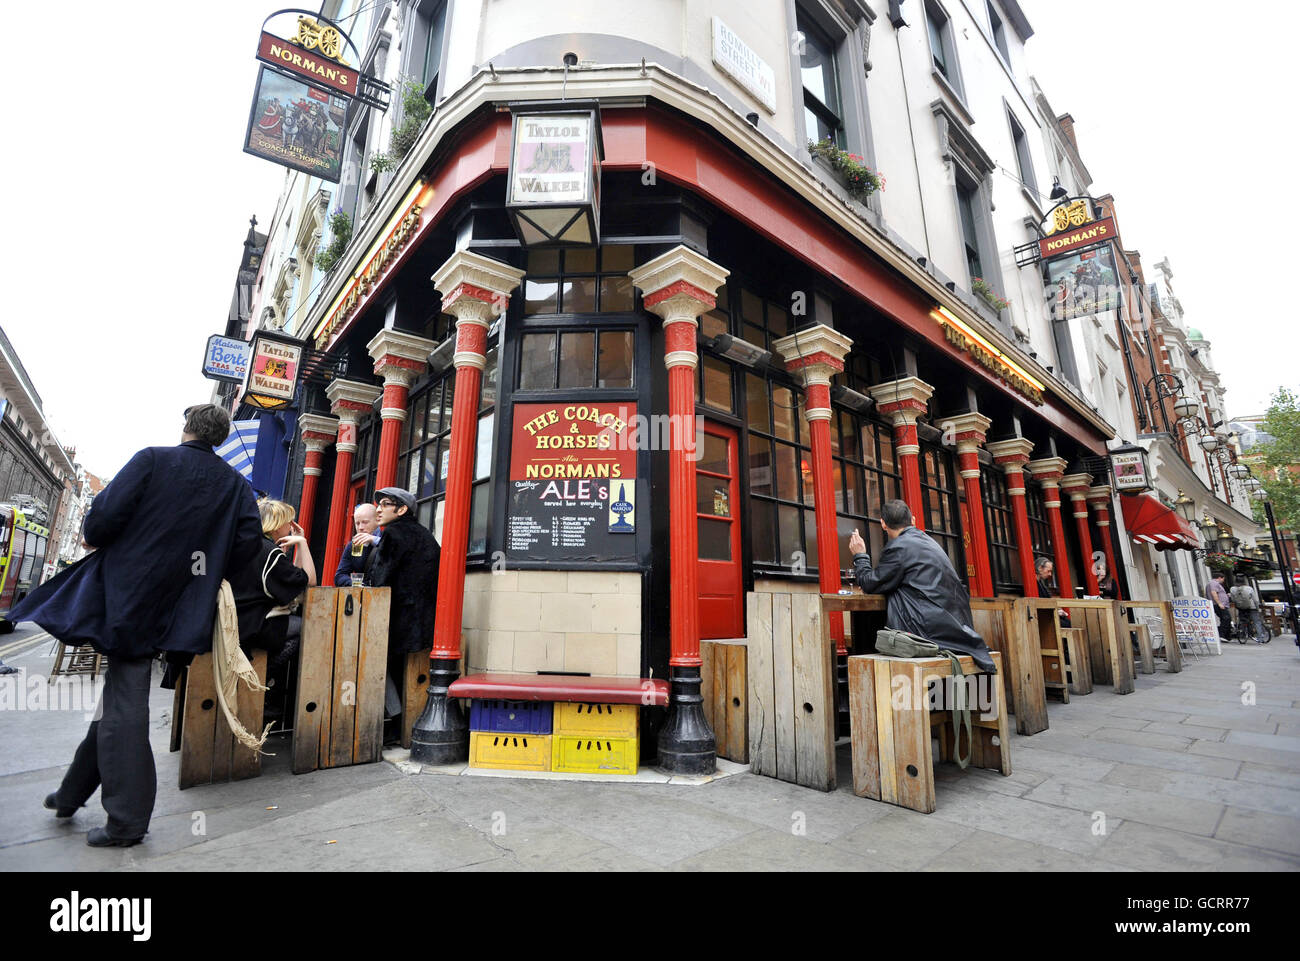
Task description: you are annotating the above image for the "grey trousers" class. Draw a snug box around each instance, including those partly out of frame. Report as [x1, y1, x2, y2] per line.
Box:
[54, 655, 157, 838]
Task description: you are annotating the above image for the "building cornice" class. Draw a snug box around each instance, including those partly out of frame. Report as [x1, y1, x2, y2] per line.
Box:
[301, 64, 1112, 438]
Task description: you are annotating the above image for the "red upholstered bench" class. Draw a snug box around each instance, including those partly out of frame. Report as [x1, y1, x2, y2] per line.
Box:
[450, 673, 669, 707]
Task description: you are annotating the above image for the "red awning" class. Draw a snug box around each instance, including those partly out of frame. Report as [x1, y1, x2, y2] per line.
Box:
[1119, 493, 1201, 551]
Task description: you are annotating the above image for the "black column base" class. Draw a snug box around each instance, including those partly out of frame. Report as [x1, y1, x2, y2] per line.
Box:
[409, 657, 469, 765]
[657, 666, 716, 776]
[835, 652, 850, 739]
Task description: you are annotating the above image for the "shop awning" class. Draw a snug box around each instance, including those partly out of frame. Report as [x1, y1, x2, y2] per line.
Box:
[1119, 493, 1201, 551]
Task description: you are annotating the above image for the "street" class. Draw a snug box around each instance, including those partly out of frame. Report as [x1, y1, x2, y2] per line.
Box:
[2, 626, 1298, 872]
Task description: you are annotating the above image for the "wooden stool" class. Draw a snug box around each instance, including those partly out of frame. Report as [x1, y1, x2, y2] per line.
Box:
[1127, 624, 1155, 676]
[701, 639, 749, 764]
[172, 650, 268, 790]
[48, 643, 103, 680]
[1059, 628, 1092, 695]
[293, 586, 390, 774]
[1036, 616, 1070, 703]
[848, 651, 1010, 814]
[401, 649, 431, 750]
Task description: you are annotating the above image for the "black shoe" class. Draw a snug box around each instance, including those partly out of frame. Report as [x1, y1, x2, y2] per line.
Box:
[44, 793, 77, 818]
[86, 827, 143, 848]
[382, 717, 401, 748]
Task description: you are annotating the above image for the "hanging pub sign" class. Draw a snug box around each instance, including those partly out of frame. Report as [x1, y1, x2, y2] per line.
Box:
[256, 24, 359, 99]
[202, 335, 252, 384]
[1109, 444, 1153, 493]
[1046, 244, 1120, 321]
[506, 402, 637, 562]
[505, 101, 603, 247]
[242, 330, 305, 411]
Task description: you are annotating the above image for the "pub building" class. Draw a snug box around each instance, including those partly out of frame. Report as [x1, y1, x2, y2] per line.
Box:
[282, 76, 1124, 775]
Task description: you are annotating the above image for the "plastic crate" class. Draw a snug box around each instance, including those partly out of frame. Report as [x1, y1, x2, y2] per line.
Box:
[551, 735, 639, 775]
[469, 699, 553, 735]
[553, 702, 638, 738]
[469, 732, 552, 771]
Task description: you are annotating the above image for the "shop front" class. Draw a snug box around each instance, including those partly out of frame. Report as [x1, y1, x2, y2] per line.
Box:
[287, 94, 1118, 774]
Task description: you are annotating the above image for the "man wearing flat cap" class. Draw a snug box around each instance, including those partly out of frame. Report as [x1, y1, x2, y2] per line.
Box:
[366, 486, 440, 744]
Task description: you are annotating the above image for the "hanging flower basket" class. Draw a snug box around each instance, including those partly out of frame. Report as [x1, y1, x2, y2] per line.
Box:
[972, 277, 1011, 312]
[808, 139, 885, 204]
[1204, 552, 1237, 575]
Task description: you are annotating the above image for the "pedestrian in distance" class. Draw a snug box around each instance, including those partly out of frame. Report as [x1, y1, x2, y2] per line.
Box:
[1206, 573, 1233, 641]
[334, 502, 381, 586]
[365, 487, 440, 745]
[1036, 556, 1071, 628]
[9, 404, 263, 847]
[846, 499, 997, 674]
[1229, 579, 1267, 644]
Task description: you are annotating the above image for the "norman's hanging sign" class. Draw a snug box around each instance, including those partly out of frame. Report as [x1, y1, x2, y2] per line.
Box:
[506, 101, 603, 247]
[243, 330, 305, 411]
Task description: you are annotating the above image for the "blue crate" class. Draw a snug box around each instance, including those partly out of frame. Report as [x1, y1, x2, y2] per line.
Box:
[469, 699, 553, 735]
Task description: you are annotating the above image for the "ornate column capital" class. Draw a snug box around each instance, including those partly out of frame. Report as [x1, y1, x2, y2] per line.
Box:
[772, 325, 853, 388]
[629, 246, 729, 370]
[299, 413, 340, 453]
[1086, 485, 1114, 508]
[367, 329, 438, 385]
[944, 412, 993, 455]
[432, 250, 525, 327]
[1061, 473, 1094, 502]
[1025, 457, 1070, 488]
[868, 377, 935, 426]
[325, 379, 382, 452]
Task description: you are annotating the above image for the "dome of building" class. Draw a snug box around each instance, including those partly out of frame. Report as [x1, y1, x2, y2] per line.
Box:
[1187, 327, 1204, 341]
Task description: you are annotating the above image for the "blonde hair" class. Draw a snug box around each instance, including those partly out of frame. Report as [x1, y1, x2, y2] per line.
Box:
[258, 498, 296, 537]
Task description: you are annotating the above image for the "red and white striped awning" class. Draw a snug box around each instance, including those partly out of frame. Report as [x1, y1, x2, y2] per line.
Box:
[1119, 493, 1201, 551]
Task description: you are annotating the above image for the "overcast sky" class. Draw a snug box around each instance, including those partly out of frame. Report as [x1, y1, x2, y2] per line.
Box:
[6, 2, 1295, 481]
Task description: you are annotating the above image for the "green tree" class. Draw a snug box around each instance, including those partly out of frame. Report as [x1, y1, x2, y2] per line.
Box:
[1252, 386, 1300, 533]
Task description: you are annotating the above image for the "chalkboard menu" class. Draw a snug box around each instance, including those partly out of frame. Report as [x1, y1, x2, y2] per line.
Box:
[507, 402, 638, 562]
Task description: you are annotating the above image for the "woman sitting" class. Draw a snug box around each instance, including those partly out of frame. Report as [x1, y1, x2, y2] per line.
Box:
[228, 499, 317, 725]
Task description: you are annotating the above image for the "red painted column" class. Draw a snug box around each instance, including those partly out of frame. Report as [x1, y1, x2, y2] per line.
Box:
[1087, 486, 1122, 601]
[774, 326, 855, 652]
[869, 378, 935, 531]
[1028, 458, 1074, 600]
[949, 413, 994, 599]
[367, 329, 437, 491]
[631, 247, 729, 775]
[987, 438, 1038, 597]
[1063, 473, 1100, 596]
[429, 258, 523, 664]
[321, 380, 383, 581]
[295, 413, 339, 540]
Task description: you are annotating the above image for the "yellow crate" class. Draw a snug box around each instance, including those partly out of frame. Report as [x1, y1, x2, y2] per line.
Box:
[469, 732, 552, 772]
[553, 702, 639, 738]
[551, 735, 639, 776]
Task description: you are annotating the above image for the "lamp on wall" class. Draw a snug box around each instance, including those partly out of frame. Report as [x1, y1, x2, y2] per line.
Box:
[1173, 394, 1199, 420]
[1174, 490, 1197, 525]
[427, 335, 456, 376]
[505, 100, 603, 247]
[1049, 179, 1069, 202]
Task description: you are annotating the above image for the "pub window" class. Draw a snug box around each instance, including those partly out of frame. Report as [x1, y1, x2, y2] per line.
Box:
[1025, 481, 1053, 562]
[920, 442, 964, 574]
[523, 245, 637, 316]
[419, 0, 449, 99]
[517, 326, 635, 391]
[350, 417, 380, 496]
[798, 11, 846, 149]
[980, 465, 1022, 592]
[399, 333, 499, 556]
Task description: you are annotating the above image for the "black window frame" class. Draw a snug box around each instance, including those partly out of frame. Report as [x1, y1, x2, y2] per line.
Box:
[956, 179, 984, 283]
[798, 11, 847, 150]
[925, 0, 964, 98]
[1007, 109, 1038, 195]
[981, 464, 1022, 594]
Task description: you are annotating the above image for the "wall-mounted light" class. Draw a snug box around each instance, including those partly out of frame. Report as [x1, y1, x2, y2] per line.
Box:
[505, 100, 603, 247]
[1173, 394, 1199, 420]
[1049, 179, 1069, 202]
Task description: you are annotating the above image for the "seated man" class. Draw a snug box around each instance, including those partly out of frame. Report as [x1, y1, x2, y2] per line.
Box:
[847, 499, 997, 674]
[334, 502, 381, 586]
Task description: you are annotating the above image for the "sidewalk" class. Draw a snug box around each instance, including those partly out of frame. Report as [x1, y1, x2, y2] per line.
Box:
[1, 633, 1298, 871]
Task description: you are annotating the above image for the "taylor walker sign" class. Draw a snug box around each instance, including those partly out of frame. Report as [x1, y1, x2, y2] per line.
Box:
[243, 331, 304, 411]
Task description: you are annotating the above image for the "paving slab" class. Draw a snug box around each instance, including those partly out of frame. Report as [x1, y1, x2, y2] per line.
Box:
[1214, 807, 1300, 857]
[1097, 821, 1300, 872]
[1022, 775, 1225, 837]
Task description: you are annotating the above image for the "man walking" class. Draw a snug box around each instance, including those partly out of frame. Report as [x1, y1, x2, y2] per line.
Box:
[365, 487, 440, 744]
[10, 405, 262, 846]
[334, 502, 381, 586]
[846, 499, 997, 673]
[1206, 573, 1233, 640]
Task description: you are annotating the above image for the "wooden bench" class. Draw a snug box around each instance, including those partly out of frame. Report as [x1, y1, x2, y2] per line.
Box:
[1059, 627, 1093, 695]
[400, 649, 431, 750]
[293, 586, 391, 774]
[1016, 598, 1132, 698]
[1126, 623, 1156, 676]
[701, 639, 748, 764]
[171, 650, 268, 790]
[848, 651, 1010, 814]
[969, 598, 1047, 736]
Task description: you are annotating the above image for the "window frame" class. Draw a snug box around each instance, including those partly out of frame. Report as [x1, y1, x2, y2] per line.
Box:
[798, 11, 846, 149]
[924, 0, 965, 101]
[1006, 108, 1038, 195]
[986, 0, 1011, 64]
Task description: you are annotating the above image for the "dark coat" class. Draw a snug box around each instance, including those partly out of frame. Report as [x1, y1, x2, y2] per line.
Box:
[9, 441, 263, 659]
[365, 513, 439, 654]
[852, 526, 997, 674]
[229, 536, 310, 646]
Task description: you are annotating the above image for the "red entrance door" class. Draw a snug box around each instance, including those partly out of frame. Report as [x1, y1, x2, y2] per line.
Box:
[697, 422, 744, 639]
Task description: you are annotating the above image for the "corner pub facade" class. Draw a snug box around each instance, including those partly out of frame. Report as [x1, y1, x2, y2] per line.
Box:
[278, 0, 1124, 771]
